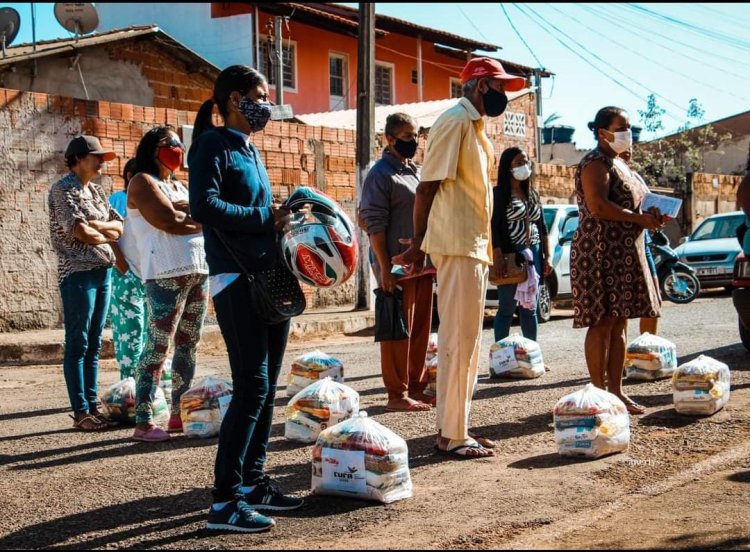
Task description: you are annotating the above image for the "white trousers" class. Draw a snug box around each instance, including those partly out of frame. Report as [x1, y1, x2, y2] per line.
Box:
[432, 254, 488, 440]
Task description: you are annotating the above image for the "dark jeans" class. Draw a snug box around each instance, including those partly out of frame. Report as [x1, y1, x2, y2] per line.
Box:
[212, 276, 290, 503]
[59, 267, 112, 413]
[493, 243, 543, 342]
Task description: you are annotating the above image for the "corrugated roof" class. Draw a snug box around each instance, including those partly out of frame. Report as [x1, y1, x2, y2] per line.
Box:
[0, 25, 221, 77]
[253, 2, 500, 52]
[294, 89, 532, 132]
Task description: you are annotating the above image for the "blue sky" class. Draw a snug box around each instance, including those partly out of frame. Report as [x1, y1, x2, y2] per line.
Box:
[4, 3, 750, 150]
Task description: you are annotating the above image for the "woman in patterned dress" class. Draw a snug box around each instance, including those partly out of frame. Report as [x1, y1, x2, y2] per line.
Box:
[571, 107, 663, 415]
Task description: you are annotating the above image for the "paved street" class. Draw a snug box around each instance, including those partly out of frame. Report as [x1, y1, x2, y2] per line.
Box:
[0, 289, 748, 549]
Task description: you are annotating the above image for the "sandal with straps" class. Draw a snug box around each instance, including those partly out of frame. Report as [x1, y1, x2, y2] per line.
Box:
[71, 413, 107, 431]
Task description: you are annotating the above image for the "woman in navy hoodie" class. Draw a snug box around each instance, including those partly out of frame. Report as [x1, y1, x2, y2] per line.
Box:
[188, 65, 302, 534]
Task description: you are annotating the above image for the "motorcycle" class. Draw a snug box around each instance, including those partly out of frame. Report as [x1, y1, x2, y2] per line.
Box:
[731, 253, 750, 351]
[648, 230, 701, 304]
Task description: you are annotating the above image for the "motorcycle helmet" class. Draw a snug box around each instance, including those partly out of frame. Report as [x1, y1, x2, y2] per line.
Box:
[280, 187, 358, 288]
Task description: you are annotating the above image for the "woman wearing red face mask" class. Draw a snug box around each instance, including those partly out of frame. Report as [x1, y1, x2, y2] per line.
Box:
[121, 125, 208, 442]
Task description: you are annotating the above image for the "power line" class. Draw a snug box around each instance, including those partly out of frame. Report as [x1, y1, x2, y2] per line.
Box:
[515, 3, 685, 124]
[586, 3, 750, 73]
[456, 5, 491, 44]
[625, 3, 750, 53]
[689, 3, 750, 32]
[500, 3, 545, 70]
[553, 4, 750, 104]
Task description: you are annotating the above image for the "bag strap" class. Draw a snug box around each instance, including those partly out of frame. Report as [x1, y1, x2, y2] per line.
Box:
[523, 199, 532, 249]
[213, 229, 254, 280]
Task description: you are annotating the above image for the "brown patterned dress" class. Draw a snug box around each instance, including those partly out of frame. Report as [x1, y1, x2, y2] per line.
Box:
[571, 149, 660, 328]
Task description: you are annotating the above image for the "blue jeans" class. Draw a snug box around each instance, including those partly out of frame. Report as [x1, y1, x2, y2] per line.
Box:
[59, 267, 112, 413]
[212, 276, 291, 503]
[493, 243, 542, 342]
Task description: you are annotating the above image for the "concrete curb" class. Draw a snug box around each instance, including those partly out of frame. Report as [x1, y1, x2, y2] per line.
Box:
[0, 312, 376, 367]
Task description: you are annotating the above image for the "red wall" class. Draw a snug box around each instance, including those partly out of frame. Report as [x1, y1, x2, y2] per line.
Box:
[214, 5, 515, 114]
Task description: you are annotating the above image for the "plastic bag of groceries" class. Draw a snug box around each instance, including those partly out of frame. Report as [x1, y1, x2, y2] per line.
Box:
[312, 412, 412, 504]
[285, 377, 360, 443]
[625, 333, 677, 380]
[179, 376, 233, 438]
[672, 355, 730, 416]
[102, 377, 169, 426]
[287, 350, 344, 397]
[160, 358, 173, 403]
[423, 333, 438, 398]
[489, 334, 545, 379]
[553, 384, 630, 459]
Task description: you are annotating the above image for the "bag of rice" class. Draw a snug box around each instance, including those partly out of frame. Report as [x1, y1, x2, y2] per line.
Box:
[673, 355, 730, 416]
[312, 412, 412, 504]
[285, 378, 360, 443]
[625, 333, 677, 380]
[423, 333, 438, 398]
[287, 350, 344, 397]
[101, 377, 169, 426]
[180, 376, 233, 438]
[489, 334, 545, 379]
[553, 384, 630, 459]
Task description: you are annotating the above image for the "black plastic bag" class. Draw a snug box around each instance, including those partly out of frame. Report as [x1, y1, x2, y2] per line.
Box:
[374, 287, 410, 342]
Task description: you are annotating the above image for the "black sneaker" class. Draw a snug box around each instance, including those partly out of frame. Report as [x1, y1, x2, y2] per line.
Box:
[244, 475, 304, 511]
[206, 499, 276, 533]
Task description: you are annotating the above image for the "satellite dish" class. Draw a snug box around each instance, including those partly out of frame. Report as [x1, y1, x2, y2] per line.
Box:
[0, 7, 20, 58]
[54, 3, 99, 36]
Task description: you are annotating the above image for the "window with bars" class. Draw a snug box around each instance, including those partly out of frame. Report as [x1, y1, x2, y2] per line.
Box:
[450, 78, 462, 99]
[329, 56, 345, 97]
[259, 38, 296, 89]
[375, 64, 393, 106]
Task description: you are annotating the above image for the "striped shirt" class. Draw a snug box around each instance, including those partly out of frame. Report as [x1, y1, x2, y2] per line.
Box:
[506, 197, 542, 246]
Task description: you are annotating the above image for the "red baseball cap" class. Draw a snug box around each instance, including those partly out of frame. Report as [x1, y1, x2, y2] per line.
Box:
[459, 57, 527, 92]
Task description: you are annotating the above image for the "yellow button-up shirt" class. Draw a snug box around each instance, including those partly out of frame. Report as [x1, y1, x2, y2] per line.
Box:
[420, 97, 495, 264]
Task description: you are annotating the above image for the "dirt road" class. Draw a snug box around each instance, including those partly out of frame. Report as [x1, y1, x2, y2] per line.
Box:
[0, 290, 748, 549]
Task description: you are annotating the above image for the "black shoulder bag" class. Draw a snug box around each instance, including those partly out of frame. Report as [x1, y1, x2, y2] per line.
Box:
[214, 229, 306, 325]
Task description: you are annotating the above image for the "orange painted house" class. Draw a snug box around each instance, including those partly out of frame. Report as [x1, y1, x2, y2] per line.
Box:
[211, 2, 550, 115]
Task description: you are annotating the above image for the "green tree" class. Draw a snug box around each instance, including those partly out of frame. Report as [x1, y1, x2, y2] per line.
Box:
[631, 95, 731, 188]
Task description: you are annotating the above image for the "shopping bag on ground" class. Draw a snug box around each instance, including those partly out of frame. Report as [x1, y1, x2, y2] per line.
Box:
[287, 350, 344, 397]
[179, 376, 233, 438]
[489, 334, 545, 379]
[673, 355, 730, 416]
[285, 377, 360, 443]
[625, 333, 677, 380]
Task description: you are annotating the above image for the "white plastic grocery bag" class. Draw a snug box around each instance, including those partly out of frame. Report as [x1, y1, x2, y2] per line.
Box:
[489, 334, 545, 379]
[673, 355, 730, 416]
[179, 376, 233, 438]
[287, 350, 345, 397]
[625, 333, 677, 380]
[285, 377, 360, 443]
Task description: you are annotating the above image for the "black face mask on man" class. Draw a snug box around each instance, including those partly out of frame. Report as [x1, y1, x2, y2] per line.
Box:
[392, 138, 418, 159]
[482, 84, 509, 117]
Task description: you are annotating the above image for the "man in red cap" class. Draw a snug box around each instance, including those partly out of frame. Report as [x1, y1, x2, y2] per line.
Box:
[393, 58, 526, 459]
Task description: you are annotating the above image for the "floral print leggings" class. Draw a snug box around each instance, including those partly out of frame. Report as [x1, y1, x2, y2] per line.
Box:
[135, 273, 208, 424]
[110, 270, 148, 379]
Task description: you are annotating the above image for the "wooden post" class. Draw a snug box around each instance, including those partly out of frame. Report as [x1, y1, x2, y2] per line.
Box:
[355, 2, 375, 311]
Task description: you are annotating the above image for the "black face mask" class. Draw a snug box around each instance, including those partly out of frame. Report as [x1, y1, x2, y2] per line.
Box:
[392, 138, 418, 159]
[483, 87, 508, 117]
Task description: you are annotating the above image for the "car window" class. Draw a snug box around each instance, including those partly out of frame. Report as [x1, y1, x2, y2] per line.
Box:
[561, 215, 579, 238]
[690, 215, 743, 241]
[543, 208, 556, 232]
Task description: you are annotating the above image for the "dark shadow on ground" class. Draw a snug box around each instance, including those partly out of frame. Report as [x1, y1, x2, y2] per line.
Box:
[665, 531, 750, 550]
[507, 451, 596, 469]
[678, 343, 749, 368]
[727, 470, 750, 484]
[638, 408, 703, 429]
[472, 376, 591, 401]
[0, 406, 70, 422]
[0, 427, 78, 444]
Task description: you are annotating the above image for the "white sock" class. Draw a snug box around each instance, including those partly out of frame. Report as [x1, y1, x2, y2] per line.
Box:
[240, 485, 257, 494]
[211, 501, 231, 511]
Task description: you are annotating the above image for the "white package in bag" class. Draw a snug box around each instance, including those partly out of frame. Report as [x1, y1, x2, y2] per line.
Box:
[312, 412, 412, 504]
[287, 350, 344, 397]
[424, 333, 438, 398]
[489, 334, 545, 379]
[672, 355, 730, 416]
[179, 376, 233, 438]
[285, 377, 360, 443]
[553, 383, 630, 459]
[625, 333, 677, 380]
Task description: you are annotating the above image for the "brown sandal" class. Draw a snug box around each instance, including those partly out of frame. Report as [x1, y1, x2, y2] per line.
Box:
[71, 414, 107, 431]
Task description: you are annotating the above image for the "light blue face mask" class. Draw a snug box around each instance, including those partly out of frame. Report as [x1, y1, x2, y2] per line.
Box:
[238, 97, 272, 133]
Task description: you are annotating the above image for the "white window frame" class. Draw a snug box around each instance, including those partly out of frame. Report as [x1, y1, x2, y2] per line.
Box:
[449, 77, 463, 99]
[328, 51, 350, 110]
[374, 60, 396, 106]
[258, 34, 299, 93]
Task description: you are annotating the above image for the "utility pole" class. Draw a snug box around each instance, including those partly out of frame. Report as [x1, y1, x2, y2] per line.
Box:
[355, 2, 375, 310]
[274, 16, 284, 105]
[534, 68, 542, 164]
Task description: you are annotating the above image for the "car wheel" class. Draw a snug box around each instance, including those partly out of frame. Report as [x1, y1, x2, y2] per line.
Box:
[537, 283, 551, 323]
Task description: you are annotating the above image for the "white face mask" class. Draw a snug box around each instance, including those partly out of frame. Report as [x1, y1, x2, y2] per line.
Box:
[606, 129, 632, 154]
[512, 164, 532, 181]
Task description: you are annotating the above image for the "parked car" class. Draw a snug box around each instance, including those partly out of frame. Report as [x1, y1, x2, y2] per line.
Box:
[674, 211, 744, 291]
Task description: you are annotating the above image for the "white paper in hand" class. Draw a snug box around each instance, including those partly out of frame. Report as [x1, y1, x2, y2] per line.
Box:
[642, 192, 682, 218]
